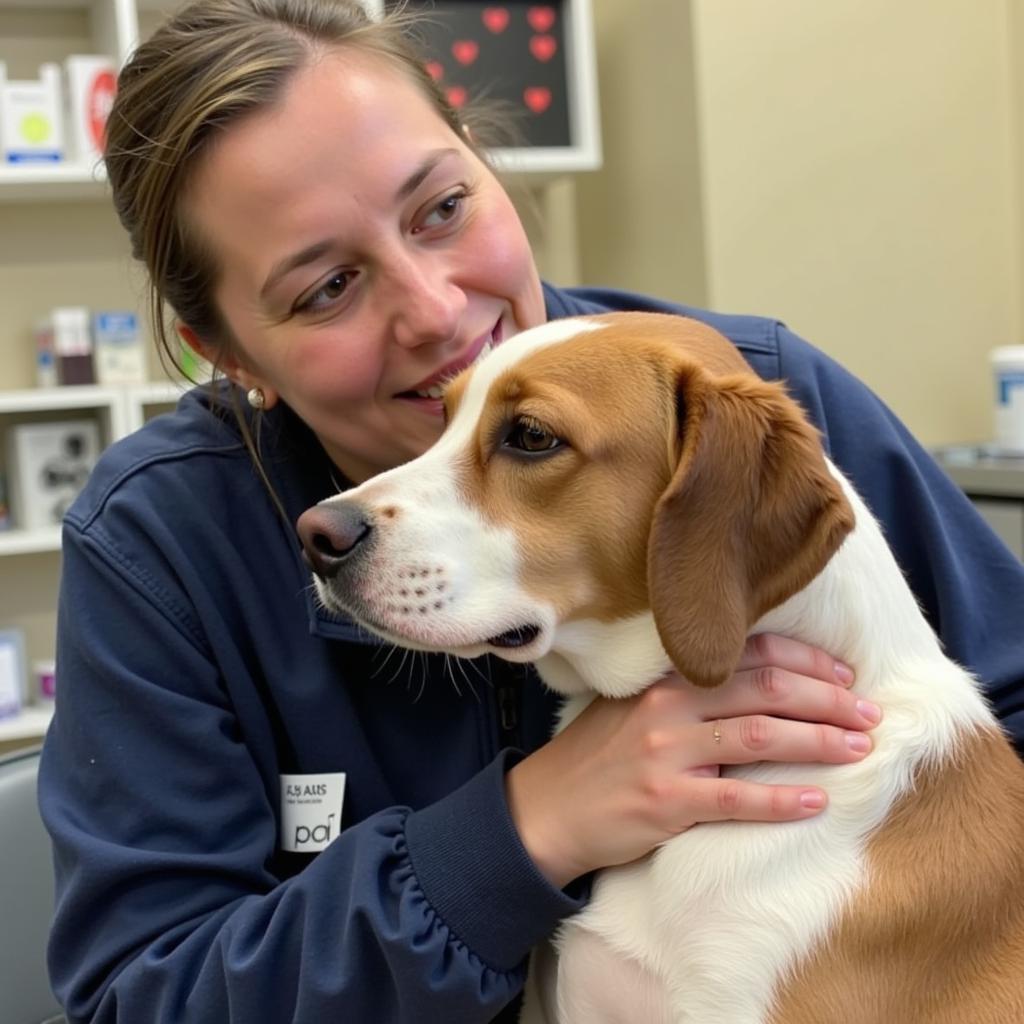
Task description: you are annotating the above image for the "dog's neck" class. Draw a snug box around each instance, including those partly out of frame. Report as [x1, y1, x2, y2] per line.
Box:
[537, 467, 949, 703]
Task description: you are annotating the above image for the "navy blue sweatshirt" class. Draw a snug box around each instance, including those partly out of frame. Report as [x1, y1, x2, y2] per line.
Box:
[39, 285, 1024, 1023]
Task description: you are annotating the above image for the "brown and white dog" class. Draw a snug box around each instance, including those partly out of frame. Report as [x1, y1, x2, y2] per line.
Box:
[297, 312, 1024, 1023]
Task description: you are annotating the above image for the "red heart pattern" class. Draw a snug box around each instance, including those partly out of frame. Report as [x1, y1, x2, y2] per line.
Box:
[446, 85, 468, 108]
[482, 7, 510, 33]
[406, 3, 567, 136]
[451, 39, 479, 65]
[529, 34, 557, 62]
[523, 86, 552, 114]
[527, 6, 556, 33]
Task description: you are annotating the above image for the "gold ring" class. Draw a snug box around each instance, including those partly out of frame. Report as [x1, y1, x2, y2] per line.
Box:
[712, 720, 722, 744]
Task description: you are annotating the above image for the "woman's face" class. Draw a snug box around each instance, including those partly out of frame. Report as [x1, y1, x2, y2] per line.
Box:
[182, 51, 546, 484]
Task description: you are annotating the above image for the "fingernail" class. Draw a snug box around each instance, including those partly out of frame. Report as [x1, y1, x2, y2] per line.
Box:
[835, 662, 856, 686]
[846, 732, 871, 753]
[856, 699, 881, 724]
[800, 790, 826, 809]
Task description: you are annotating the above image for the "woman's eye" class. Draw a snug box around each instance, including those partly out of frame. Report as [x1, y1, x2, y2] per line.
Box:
[503, 419, 563, 454]
[418, 190, 467, 231]
[295, 272, 351, 314]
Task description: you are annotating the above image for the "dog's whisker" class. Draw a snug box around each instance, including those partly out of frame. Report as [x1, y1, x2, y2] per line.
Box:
[371, 642, 402, 681]
[411, 651, 428, 704]
[443, 654, 463, 697]
[453, 656, 480, 701]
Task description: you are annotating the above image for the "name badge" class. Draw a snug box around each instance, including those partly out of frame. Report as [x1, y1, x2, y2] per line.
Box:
[279, 772, 346, 853]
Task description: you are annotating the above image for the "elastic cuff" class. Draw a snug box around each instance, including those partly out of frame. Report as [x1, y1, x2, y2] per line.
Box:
[404, 750, 588, 971]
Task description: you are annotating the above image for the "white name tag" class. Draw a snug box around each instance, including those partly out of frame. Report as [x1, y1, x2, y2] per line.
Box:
[279, 772, 346, 853]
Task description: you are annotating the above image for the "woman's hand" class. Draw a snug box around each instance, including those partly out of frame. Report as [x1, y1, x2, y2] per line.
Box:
[506, 634, 880, 889]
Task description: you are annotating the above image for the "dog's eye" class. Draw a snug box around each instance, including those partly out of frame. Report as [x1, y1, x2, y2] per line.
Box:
[503, 418, 563, 454]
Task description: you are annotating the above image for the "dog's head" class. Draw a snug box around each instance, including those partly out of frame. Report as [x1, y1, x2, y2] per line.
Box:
[298, 312, 854, 688]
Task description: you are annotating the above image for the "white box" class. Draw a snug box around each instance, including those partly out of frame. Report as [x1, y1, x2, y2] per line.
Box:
[0, 62, 64, 163]
[0, 629, 26, 720]
[93, 311, 146, 385]
[6, 420, 101, 530]
[65, 55, 117, 164]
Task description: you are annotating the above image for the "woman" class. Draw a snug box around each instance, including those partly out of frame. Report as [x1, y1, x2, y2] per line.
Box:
[38, 1, 1024, 1022]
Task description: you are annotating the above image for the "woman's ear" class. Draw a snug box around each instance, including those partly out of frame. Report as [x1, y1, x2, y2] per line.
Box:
[176, 323, 278, 409]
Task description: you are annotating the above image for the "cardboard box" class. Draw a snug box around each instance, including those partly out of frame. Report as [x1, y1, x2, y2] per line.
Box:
[6, 420, 101, 530]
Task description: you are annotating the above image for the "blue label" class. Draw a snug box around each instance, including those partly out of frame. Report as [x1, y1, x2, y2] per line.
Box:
[997, 371, 1024, 405]
[5, 152, 61, 163]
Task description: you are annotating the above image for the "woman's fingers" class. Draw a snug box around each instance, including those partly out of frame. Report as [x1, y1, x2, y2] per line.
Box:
[698, 714, 872, 767]
[683, 776, 828, 824]
[735, 633, 855, 687]
[711, 666, 881, 731]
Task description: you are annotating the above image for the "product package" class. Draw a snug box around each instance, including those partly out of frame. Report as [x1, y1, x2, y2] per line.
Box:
[35, 307, 95, 386]
[0, 629, 26, 721]
[0, 62, 64, 163]
[93, 311, 146, 385]
[5, 419, 101, 530]
[64, 55, 116, 164]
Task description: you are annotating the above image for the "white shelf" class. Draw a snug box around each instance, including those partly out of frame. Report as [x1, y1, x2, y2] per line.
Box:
[0, 706, 53, 743]
[0, 527, 63, 556]
[0, 382, 186, 415]
[0, 163, 109, 203]
[0, 384, 124, 415]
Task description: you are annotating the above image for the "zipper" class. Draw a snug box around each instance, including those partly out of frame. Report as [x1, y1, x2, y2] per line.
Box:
[496, 678, 521, 750]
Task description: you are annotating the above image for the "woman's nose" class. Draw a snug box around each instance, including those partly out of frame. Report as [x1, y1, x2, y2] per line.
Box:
[386, 254, 466, 349]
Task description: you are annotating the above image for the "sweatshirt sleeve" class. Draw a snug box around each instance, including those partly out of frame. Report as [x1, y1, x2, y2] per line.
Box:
[774, 325, 1024, 753]
[39, 519, 583, 1024]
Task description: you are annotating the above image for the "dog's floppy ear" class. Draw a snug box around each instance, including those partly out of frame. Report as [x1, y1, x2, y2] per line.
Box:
[647, 365, 854, 687]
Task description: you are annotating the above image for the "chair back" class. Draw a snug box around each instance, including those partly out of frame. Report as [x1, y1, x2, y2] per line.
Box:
[0, 745, 65, 1023]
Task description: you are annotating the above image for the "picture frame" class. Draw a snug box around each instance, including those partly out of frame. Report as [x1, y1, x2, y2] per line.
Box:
[364, 0, 601, 174]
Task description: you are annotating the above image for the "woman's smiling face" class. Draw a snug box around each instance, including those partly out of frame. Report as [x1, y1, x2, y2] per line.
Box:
[182, 50, 546, 484]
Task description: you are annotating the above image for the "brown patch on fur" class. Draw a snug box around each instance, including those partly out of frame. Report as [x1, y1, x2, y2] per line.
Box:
[450, 312, 853, 686]
[768, 727, 1024, 1023]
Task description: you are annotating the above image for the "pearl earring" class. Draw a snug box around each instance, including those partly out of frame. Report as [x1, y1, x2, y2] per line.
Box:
[247, 387, 266, 410]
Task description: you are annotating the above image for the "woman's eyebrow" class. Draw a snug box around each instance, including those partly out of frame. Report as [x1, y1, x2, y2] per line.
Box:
[260, 240, 333, 301]
[394, 147, 460, 201]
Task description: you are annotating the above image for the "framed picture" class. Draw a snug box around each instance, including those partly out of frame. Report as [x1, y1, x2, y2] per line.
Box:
[366, 0, 601, 174]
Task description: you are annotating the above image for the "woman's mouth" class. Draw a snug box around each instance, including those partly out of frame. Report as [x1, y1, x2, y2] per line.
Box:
[396, 320, 505, 408]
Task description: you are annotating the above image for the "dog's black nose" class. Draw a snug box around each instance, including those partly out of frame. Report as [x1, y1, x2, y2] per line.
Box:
[296, 503, 372, 579]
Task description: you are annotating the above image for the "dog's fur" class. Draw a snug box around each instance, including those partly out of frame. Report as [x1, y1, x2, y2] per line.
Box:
[298, 312, 1024, 1023]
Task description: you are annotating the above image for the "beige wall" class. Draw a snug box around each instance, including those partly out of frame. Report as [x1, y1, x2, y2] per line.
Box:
[573, 0, 708, 305]
[575, 0, 1024, 448]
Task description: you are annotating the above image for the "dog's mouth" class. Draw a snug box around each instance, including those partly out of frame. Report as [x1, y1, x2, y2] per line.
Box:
[487, 624, 542, 649]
